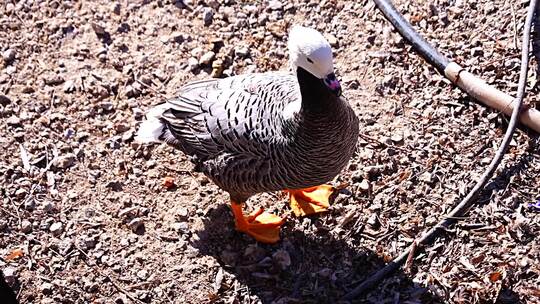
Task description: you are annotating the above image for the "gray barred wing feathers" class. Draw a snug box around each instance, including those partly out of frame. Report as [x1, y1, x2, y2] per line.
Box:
[160, 73, 300, 163]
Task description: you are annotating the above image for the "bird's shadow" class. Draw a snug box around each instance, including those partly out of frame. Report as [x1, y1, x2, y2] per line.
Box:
[191, 201, 445, 303]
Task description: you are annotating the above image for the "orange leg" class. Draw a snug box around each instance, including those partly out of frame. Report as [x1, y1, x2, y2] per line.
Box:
[286, 184, 335, 217]
[230, 201, 285, 244]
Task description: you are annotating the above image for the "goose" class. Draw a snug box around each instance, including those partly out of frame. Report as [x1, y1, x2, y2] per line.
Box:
[136, 25, 359, 243]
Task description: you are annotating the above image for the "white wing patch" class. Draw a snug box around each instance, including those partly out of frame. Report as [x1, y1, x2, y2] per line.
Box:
[282, 99, 301, 120]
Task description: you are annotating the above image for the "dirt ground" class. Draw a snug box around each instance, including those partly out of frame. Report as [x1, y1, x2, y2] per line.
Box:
[1, 0, 540, 303]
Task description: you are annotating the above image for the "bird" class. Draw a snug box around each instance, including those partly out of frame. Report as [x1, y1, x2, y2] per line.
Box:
[136, 25, 359, 243]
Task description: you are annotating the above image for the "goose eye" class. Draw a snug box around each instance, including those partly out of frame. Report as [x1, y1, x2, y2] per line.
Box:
[306, 57, 314, 64]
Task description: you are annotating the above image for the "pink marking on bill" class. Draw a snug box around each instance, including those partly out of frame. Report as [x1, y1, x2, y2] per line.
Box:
[328, 80, 341, 90]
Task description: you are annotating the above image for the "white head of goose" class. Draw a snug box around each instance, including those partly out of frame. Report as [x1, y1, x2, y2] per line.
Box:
[288, 25, 342, 96]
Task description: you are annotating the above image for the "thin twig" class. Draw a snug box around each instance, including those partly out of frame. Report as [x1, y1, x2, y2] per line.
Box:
[403, 240, 417, 274]
[343, 0, 538, 300]
[74, 246, 144, 304]
[510, 1, 519, 50]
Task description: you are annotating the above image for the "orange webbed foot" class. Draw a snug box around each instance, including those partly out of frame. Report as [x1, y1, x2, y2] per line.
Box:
[230, 202, 285, 244]
[286, 184, 335, 217]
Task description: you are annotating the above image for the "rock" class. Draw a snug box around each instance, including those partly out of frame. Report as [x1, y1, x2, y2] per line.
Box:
[44, 74, 65, 86]
[471, 47, 483, 57]
[41, 282, 54, 295]
[125, 85, 141, 98]
[2, 49, 16, 64]
[15, 188, 27, 198]
[55, 153, 77, 169]
[132, 108, 144, 120]
[63, 79, 76, 92]
[391, 133, 403, 143]
[325, 34, 338, 47]
[21, 220, 32, 233]
[199, 51, 215, 65]
[272, 249, 291, 270]
[83, 236, 97, 249]
[234, 46, 250, 58]
[113, 3, 121, 14]
[136, 269, 149, 280]
[6, 116, 21, 126]
[0, 94, 11, 105]
[83, 280, 99, 293]
[169, 32, 184, 44]
[172, 222, 189, 234]
[153, 69, 167, 81]
[41, 201, 55, 212]
[3, 267, 17, 284]
[243, 244, 266, 263]
[99, 102, 113, 112]
[419, 172, 433, 183]
[211, 60, 224, 78]
[118, 206, 138, 218]
[105, 180, 123, 191]
[358, 179, 370, 191]
[122, 130, 134, 142]
[342, 76, 359, 89]
[24, 199, 35, 211]
[115, 123, 130, 133]
[191, 47, 203, 58]
[21, 85, 34, 94]
[202, 8, 213, 26]
[187, 57, 199, 71]
[91, 22, 107, 35]
[267, 0, 283, 10]
[367, 213, 380, 229]
[128, 217, 144, 232]
[50, 222, 64, 236]
[139, 74, 152, 86]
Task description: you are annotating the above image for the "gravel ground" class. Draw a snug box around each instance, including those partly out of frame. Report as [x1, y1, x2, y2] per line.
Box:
[1, 0, 539, 303]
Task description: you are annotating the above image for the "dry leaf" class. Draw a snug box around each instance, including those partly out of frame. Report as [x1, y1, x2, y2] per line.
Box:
[489, 271, 502, 282]
[162, 176, 175, 189]
[5, 248, 24, 261]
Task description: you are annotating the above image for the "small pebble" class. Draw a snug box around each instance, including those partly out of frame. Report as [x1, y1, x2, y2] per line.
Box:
[187, 57, 199, 71]
[325, 34, 338, 47]
[358, 179, 370, 191]
[367, 213, 380, 229]
[2, 49, 16, 63]
[3, 267, 17, 284]
[419, 172, 433, 183]
[21, 220, 32, 233]
[50, 222, 64, 236]
[391, 134, 403, 143]
[267, 0, 283, 10]
[199, 51, 215, 65]
[63, 79, 75, 92]
[55, 153, 77, 169]
[235, 46, 250, 58]
[202, 8, 213, 26]
[172, 222, 189, 234]
[6, 116, 21, 126]
[0, 94, 11, 105]
[15, 188, 27, 198]
[41, 282, 54, 295]
[24, 199, 35, 211]
[128, 217, 144, 232]
[272, 249, 291, 270]
[137, 269, 149, 280]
